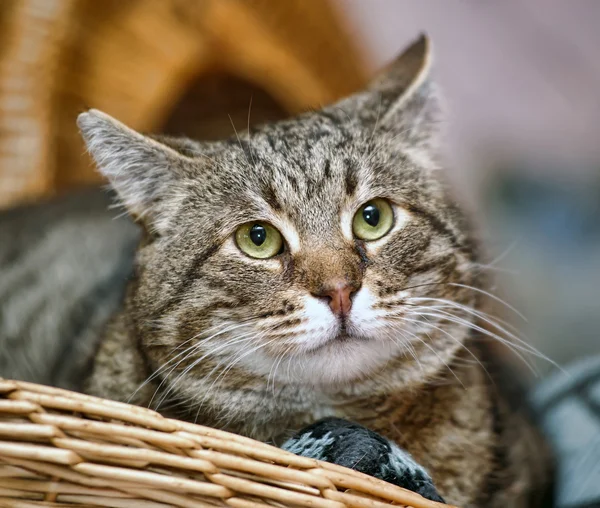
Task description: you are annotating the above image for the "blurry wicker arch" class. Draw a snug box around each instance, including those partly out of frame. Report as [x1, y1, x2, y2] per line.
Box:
[0, 0, 367, 209]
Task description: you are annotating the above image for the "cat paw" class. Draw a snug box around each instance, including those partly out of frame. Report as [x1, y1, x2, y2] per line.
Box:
[282, 417, 445, 504]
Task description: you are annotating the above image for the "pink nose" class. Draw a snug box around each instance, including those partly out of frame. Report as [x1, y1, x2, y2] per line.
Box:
[313, 280, 359, 317]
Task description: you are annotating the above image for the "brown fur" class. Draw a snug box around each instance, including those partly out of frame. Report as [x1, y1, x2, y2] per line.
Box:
[81, 36, 553, 506]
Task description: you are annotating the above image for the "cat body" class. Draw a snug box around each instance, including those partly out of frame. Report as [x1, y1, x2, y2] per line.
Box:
[0, 189, 138, 389]
[1, 37, 553, 506]
[91, 316, 552, 506]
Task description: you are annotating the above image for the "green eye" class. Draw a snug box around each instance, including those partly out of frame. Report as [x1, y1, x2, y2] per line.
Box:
[352, 198, 394, 241]
[235, 222, 283, 259]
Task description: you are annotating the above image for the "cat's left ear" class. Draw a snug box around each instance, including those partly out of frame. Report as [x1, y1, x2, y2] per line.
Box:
[353, 34, 441, 153]
[78, 109, 191, 233]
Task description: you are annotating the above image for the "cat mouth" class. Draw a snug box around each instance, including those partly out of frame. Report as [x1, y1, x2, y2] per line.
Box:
[336, 319, 370, 341]
[308, 329, 368, 353]
[331, 332, 353, 343]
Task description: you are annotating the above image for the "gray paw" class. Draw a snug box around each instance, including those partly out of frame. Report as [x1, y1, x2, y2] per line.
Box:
[283, 418, 445, 503]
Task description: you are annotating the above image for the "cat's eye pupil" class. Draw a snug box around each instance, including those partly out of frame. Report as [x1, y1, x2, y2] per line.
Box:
[249, 224, 267, 246]
[352, 198, 393, 241]
[362, 204, 380, 227]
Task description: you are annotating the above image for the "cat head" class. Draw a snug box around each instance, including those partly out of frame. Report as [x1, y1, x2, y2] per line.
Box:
[78, 36, 478, 397]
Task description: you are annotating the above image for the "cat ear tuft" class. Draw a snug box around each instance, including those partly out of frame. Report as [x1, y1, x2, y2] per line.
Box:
[78, 109, 187, 230]
[372, 34, 432, 104]
[354, 34, 441, 155]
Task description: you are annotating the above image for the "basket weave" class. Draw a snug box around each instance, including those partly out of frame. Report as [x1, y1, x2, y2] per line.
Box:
[0, 379, 452, 508]
[0, 0, 367, 209]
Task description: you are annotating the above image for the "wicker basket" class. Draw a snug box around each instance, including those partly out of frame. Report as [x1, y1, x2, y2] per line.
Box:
[0, 379, 452, 508]
[0, 0, 367, 209]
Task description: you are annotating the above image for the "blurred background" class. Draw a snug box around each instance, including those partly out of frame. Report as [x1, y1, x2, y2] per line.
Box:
[0, 0, 598, 376]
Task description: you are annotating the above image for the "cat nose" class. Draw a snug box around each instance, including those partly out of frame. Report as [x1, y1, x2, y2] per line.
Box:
[313, 280, 360, 317]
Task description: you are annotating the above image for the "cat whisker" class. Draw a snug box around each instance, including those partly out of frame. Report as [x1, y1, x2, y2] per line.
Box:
[447, 283, 527, 322]
[404, 306, 532, 360]
[194, 335, 280, 421]
[129, 322, 228, 403]
[391, 279, 521, 321]
[194, 325, 274, 390]
[257, 318, 305, 334]
[366, 93, 383, 150]
[405, 308, 560, 376]
[154, 333, 260, 411]
[246, 95, 258, 167]
[383, 326, 423, 373]
[471, 263, 519, 276]
[408, 328, 465, 389]
[407, 298, 534, 353]
[143, 322, 256, 406]
[472, 240, 520, 276]
[384, 313, 483, 388]
[412, 312, 492, 381]
[190, 324, 278, 408]
[229, 114, 255, 170]
[406, 298, 525, 338]
[285, 346, 300, 384]
[168, 319, 248, 353]
[154, 330, 260, 409]
[267, 350, 284, 395]
[129, 320, 254, 404]
[267, 342, 296, 395]
[384, 297, 548, 375]
[217, 335, 280, 386]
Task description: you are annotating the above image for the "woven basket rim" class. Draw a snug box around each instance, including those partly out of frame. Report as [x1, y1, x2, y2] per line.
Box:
[0, 378, 453, 508]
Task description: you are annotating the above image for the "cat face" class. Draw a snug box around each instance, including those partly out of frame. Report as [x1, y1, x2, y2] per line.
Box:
[79, 36, 478, 393]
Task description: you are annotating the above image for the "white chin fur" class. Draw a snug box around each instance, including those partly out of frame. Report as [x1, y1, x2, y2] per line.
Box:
[238, 334, 403, 385]
[237, 287, 408, 385]
[285, 338, 403, 385]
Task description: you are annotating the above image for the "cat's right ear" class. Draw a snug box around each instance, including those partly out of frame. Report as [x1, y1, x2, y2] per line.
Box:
[78, 109, 189, 232]
[346, 35, 441, 155]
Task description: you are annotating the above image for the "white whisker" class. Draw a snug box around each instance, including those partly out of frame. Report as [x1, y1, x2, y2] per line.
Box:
[194, 335, 281, 422]
[407, 298, 538, 357]
[386, 312, 492, 383]
[406, 309, 553, 376]
[154, 330, 258, 408]
[408, 297, 526, 339]
[447, 283, 527, 321]
[128, 320, 251, 403]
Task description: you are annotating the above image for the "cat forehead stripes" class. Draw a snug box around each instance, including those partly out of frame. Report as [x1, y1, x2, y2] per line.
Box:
[77, 36, 439, 233]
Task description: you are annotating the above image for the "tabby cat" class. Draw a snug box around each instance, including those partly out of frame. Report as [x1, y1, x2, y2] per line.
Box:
[1, 37, 553, 506]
